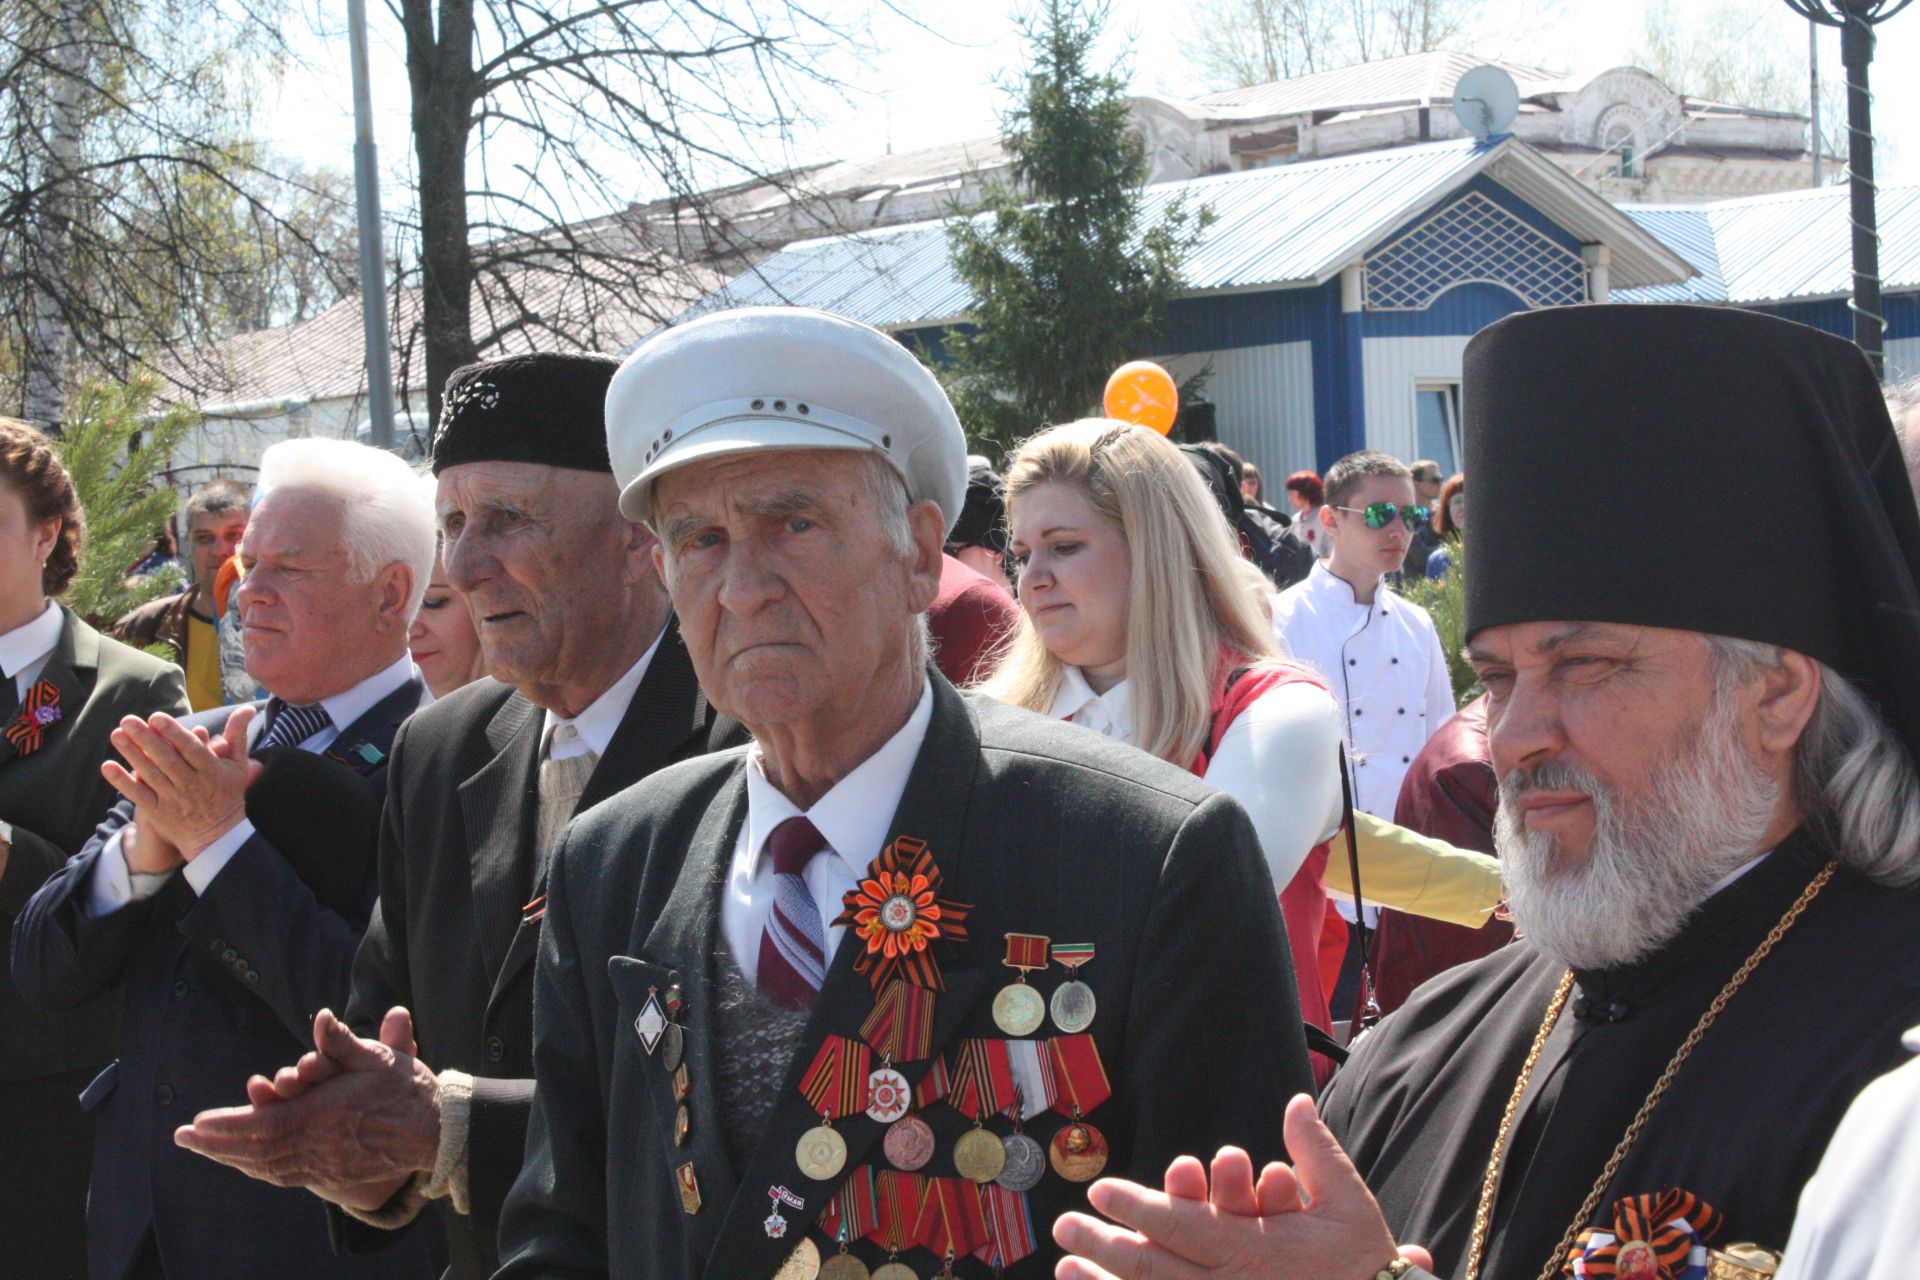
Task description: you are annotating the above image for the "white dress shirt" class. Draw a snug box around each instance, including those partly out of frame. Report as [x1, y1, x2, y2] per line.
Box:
[720, 682, 934, 986]
[0, 600, 64, 699]
[86, 652, 422, 914]
[1047, 666, 1344, 891]
[1271, 561, 1456, 820]
[540, 623, 666, 762]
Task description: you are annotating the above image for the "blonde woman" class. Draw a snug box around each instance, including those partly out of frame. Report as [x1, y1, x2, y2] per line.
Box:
[981, 420, 1350, 1062]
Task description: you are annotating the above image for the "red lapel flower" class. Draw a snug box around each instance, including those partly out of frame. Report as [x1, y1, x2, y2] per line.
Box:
[834, 836, 971, 991]
[4, 680, 63, 755]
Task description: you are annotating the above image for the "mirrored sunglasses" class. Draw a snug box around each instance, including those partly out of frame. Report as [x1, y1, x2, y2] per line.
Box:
[1335, 501, 1428, 531]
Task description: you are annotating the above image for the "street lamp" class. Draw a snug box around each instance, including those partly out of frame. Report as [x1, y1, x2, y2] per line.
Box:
[1780, 0, 1911, 376]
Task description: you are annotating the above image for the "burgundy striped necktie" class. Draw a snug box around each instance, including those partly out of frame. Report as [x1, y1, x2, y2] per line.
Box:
[757, 816, 829, 1009]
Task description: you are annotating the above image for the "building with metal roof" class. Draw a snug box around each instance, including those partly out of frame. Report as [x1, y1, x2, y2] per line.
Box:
[681, 134, 1695, 479]
[1616, 183, 1920, 380]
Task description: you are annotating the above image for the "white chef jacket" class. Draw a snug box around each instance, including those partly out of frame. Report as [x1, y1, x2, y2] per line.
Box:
[1271, 561, 1456, 820]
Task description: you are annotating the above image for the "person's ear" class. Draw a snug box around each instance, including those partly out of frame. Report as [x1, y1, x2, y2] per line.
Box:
[1755, 649, 1822, 758]
[905, 501, 946, 614]
[377, 562, 413, 631]
[1319, 504, 1339, 535]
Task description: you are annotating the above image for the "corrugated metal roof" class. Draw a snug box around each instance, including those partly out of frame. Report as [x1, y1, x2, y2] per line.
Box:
[687, 136, 1693, 332]
[1618, 183, 1920, 305]
[1192, 51, 1566, 120]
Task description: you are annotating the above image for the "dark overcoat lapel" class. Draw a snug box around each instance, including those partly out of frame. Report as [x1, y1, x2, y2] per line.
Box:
[463, 692, 545, 996]
[0, 604, 94, 771]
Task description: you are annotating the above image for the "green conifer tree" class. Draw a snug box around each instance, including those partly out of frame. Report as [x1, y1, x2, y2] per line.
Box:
[942, 0, 1213, 455]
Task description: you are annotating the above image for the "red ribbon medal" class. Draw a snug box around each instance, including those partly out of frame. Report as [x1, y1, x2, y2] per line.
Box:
[833, 836, 972, 992]
[798, 1035, 874, 1121]
[860, 979, 937, 1063]
[1047, 1034, 1112, 1118]
[946, 1038, 1015, 1120]
[820, 1163, 878, 1246]
[974, 1183, 1039, 1269]
[914, 1177, 988, 1261]
[871, 1170, 926, 1256]
[4, 680, 62, 754]
[1004, 1038, 1057, 1120]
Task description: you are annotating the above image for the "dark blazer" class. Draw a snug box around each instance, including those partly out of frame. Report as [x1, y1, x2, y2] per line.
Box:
[0, 608, 185, 1280]
[11, 672, 441, 1280]
[340, 620, 741, 1278]
[496, 675, 1315, 1280]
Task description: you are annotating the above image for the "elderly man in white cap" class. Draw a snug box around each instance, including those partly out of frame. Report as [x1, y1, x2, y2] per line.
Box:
[488, 307, 1314, 1280]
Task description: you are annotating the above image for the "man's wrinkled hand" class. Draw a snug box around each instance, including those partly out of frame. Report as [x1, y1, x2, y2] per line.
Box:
[1052, 1095, 1434, 1280]
[174, 1007, 439, 1210]
[103, 707, 256, 858]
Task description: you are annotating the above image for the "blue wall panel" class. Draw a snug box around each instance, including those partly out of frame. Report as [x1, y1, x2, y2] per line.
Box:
[1747, 293, 1919, 343]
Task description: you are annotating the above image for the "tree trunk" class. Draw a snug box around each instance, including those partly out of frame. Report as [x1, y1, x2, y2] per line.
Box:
[404, 0, 480, 431]
[22, 0, 88, 431]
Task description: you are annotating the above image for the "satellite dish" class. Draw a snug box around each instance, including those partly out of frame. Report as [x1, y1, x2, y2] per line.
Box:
[1453, 65, 1519, 141]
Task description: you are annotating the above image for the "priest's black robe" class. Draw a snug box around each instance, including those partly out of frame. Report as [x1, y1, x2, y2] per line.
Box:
[1320, 828, 1920, 1280]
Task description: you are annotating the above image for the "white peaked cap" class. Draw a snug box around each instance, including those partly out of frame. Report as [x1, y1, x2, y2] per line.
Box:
[605, 306, 968, 533]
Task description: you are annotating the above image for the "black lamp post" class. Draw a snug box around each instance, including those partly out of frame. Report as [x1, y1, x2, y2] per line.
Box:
[1781, 0, 1911, 376]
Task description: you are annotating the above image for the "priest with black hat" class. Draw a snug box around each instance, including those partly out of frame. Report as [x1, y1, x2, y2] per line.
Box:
[172, 351, 744, 1279]
[1052, 305, 1920, 1280]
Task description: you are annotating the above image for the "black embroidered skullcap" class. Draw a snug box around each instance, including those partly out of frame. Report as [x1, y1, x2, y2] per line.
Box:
[1464, 304, 1920, 759]
[431, 351, 620, 475]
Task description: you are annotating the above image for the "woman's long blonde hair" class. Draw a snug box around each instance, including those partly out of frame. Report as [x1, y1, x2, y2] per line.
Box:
[980, 419, 1279, 765]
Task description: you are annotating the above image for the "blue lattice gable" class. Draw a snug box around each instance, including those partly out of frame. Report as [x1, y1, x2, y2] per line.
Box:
[1361, 175, 1588, 317]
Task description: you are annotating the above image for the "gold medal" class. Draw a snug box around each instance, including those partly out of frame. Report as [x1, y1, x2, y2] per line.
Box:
[991, 982, 1045, 1036]
[871, 1264, 918, 1280]
[796, 1123, 849, 1181]
[674, 1103, 691, 1147]
[954, 1126, 1007, 1183]
[1049, 1121, 1109, 1182]
[820, 1254, 872, 1280]
[772, 1236, 822, 1280]
[882, 1114, 935, 1171]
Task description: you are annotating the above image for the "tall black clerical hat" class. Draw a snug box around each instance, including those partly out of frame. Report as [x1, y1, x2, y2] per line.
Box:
[1463, 304, 1920, 759]
[432, 351, 620, 475]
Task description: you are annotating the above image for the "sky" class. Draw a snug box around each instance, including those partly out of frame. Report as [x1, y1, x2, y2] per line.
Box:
[259, 0, 1920, 232]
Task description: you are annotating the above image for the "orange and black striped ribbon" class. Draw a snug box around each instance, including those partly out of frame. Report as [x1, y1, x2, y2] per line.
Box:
[914, 1053, 952, 1110]
[1048, 1034, 1112, 1118]
[947, 1038, 1015, 1119]
[871, 1170, 925, 1255]
[4, 680, 60, 753]
[798, 1035, 872, 1121]
[820, 1164, 878, 1244]
[860, 979, 936, 1062]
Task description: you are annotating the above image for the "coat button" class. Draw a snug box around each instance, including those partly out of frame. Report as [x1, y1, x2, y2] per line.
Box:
[243, 969, 259, 985]
[485, 1036, 506, 1063]
[209, 938, 224, 952]
[155, 1083, 175, 1107]
[222, 948, 238, 963]
[172, 979, 189, 999]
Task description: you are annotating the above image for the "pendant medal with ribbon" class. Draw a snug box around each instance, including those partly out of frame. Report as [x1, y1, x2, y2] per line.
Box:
[1049, 942, 1098, 1033]
[994, 933, 1049, 1035]
[975, 1183, 1040, 1270]
[868, 1170, 925, 1279]
[1046, 1034, 1113, 1182]
[819, 1167, 877, 1280]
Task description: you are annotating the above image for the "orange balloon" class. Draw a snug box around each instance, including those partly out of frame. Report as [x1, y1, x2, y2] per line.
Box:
[1103, 361, 1179, 435]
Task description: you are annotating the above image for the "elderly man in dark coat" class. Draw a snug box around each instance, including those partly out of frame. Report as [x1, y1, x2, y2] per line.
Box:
[1055, 306, 1920, 1280]
[170, 353, 742, 1279]
[486, 306, 1314, 1280]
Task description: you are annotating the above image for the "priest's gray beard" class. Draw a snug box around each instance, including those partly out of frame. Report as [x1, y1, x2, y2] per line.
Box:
[1495, 691, 1780, 971]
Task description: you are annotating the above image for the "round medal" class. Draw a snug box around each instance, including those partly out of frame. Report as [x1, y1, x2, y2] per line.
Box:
[865, 1067, 911, 1123]
[991, 982, 1045, 1036]
[954, 1128, 1007, 1183]
[882, 1114, 935, 1171]
[660, 1022, 686, 1072]
[996, 1132, 1046, 1191]
[796, 1125, 849, 1181]
[819, 1255, 872, 1280]
[1049, 1122, 1110, 1182]
[871, 1265, 918, 1280]
[1049, 980, 1097, 1034]
[673, 1103, 691, 1147]
[772, 1236, 822, 1280]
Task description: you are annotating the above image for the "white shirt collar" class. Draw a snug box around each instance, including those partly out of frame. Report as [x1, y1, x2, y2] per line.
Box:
[541, 622, 668, 760]
[1306, 559, 1383, 607]
[313, 652, 420, 736]
[1047, 666, 1133, 745]
[742, 681, 935, 881]
[0, 600, 62, 682]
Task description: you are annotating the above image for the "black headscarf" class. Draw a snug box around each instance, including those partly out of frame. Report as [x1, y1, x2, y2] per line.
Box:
[1463, 304, 1920, 760]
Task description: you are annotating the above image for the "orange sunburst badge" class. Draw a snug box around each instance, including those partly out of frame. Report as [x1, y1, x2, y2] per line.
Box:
[833, 836, 971, 991]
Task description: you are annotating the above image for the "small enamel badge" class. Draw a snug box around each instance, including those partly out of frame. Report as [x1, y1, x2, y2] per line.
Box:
[634, 987, 667, 1056]
[676, 1162, 701, 1215]
[764, 1184, 805, 1239]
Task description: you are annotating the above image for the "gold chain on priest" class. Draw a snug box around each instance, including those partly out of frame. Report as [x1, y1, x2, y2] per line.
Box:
[1461, 860, 1838, 1280]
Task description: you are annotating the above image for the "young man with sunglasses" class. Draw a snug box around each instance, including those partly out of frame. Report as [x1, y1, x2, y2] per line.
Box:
[1271, 450, 1458, 822]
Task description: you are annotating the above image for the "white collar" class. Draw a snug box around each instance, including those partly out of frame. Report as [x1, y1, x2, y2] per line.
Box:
[743, 681, 935, 880]
[1047, 666, 1133, 744]
[310, 652, 420, 736]
[541, 623, 668, 760]
[1306, 559, 1388, 608]
[0, 601, 62, 680]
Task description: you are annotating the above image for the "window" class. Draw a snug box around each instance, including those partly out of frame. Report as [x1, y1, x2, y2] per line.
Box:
[1415, 382, 1462, 475]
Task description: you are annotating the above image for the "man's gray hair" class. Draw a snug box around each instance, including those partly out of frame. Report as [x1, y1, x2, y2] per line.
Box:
[1707, 636, 1920, 886]
[182, 478, 251, 527]
[255, 438, 436, 620]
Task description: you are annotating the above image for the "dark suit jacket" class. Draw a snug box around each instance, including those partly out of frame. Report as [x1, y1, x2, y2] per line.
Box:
[0, 608, 185, 1280]
[11, 674, 441, 1280]
[496, 675, 1315, 1280]
[341, 620, 741, 1277]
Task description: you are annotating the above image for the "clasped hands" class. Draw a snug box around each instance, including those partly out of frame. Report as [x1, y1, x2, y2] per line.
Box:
[103, 705, 258, 868]
[1053, 1095, 1433, 1280]
[175, 1006, 444, 1213]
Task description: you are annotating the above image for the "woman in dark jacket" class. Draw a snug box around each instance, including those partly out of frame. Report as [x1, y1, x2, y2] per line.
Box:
[0, 417, 187, 1279]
